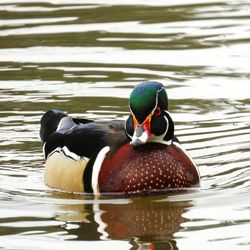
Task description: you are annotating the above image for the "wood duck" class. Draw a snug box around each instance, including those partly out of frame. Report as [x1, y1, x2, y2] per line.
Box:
[40, 81, 200, 194]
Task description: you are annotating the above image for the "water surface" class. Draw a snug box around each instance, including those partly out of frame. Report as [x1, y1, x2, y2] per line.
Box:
[0, 0, 250, 249]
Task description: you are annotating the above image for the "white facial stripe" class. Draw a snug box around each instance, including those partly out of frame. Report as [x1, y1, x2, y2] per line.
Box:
[163, 110, 169, 134]
[149, 86, 164, 116]
[129, 86, 167, 144]
[149, 110, 170, 144]
[129, 86, 164, 121]
[152, 86, 166, 114]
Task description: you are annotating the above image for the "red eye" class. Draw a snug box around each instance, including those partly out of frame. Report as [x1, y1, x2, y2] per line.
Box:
[155, 107, 161, 116]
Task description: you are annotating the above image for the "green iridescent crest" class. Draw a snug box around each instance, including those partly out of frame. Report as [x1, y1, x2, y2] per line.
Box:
[129, 81, 168, 123]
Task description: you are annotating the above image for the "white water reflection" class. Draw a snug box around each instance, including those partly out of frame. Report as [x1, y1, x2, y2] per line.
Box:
[171, 189, 250, 249]
[1, 77, 250, 100]
[0, 0, 231, 7]
[0, 4, 100, 12]
[0, 17, 78, 27]
[0, 45, 249, 73]
[1, 19, 249, 37]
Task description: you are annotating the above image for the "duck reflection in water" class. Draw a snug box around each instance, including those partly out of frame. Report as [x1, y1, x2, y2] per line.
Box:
[51, 193, 191, 249]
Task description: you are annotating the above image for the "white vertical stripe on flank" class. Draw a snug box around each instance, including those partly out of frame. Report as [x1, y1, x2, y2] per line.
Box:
[91, 146, 110, 195]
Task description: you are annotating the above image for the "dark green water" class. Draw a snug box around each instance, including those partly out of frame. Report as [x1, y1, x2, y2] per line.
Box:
[0, 0, 250, 249]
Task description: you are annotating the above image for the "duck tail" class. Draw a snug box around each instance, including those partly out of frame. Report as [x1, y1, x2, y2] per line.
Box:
[40, 109, 67, 143]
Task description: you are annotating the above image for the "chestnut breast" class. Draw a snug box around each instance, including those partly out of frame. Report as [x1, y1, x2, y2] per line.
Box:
[98, 143, 199, 194]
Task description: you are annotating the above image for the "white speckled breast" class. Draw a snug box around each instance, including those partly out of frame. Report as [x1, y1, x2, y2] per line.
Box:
[98, 143, 200, 193]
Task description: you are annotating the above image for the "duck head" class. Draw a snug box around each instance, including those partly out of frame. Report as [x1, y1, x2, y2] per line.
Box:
[125, 81, 174, 148]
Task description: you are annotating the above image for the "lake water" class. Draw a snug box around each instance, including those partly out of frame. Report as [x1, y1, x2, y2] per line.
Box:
[0, 0, 250, 249]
